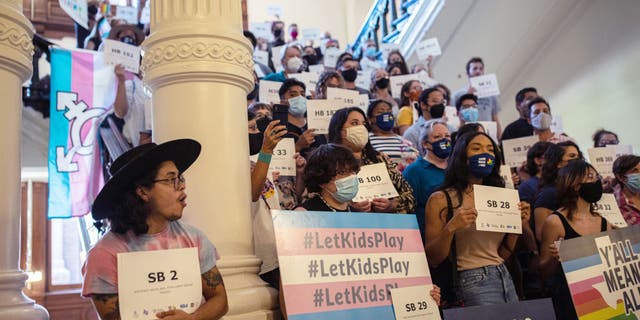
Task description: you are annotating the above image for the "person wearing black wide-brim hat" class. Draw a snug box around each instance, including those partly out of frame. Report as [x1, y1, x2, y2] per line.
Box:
[82, 139, 229, 319]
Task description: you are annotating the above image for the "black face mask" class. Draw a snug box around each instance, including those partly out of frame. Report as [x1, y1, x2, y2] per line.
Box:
[273, 29, 283, 38]
[341, 68, 358, 82]
[303, 54, 318, 66]
[429, 104, 445, 118]
[247, 83, 259, 100]
[579, 179, 603, 203]
[375, 78, 390, 89]
[256, 116, 272, 132]
[249, 133, 263, 155]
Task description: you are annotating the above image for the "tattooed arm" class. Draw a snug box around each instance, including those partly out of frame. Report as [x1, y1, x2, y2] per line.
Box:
[91, 294, 121, 320]
[156, 266, 228, 320]
[197, 266, 229, 318]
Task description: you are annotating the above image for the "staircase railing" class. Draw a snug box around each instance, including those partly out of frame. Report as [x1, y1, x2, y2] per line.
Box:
[350, 0, 445, 60]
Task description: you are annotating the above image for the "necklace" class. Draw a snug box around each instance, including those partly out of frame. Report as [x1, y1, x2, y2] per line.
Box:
[319, 195, 351, 212]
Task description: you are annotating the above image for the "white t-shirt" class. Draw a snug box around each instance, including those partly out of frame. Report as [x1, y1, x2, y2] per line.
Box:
[122, 76, 149, 147]
[251, 178, 281, 274]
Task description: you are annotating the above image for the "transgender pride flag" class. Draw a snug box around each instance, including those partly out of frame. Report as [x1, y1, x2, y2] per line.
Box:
[48, 48, 116, 218]
[272, 210, 432, 319]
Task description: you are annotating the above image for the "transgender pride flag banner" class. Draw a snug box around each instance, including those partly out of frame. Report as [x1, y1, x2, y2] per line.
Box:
[560, 224, 640, 319]
[48, 47, 116, 218]
[272, 210, 432, 319]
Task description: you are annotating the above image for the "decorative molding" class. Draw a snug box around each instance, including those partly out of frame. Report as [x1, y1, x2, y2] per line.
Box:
[0, 21, 34, 53]
[141, 39, 253, 74]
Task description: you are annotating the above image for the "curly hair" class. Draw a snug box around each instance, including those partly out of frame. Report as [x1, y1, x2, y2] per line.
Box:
[303, 144, 360, 193]
[315, 71, 344, 99]
[107, 168, 158, 235]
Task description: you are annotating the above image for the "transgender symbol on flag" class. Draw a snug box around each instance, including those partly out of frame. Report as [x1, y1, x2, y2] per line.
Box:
[55, 91, 106, 172]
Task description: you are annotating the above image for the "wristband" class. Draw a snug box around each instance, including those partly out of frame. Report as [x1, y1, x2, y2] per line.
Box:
[258, 151, 272, 163]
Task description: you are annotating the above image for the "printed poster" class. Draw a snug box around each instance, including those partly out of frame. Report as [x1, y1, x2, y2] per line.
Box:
[272, 211, 432, 319]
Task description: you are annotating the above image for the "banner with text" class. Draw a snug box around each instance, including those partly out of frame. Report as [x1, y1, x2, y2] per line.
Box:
[559, 224, 640, 319]
[273, 211, 432, 320]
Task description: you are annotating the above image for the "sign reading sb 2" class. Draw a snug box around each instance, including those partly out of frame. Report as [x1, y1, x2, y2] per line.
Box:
[148, 270, 178, 283]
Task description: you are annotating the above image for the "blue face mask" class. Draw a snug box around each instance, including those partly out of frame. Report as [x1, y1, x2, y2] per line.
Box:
[120, 35, 136, 45]
[365, 47, 378, 58]
[331, 174, 359, 203]
[430, 138, 452, 159]
[375, 112, 394, 131]
[460, 107, 479, 123]
[626, 173, 640, 194]
[468, 153, 495, 178]
[288, 96, 307, 117]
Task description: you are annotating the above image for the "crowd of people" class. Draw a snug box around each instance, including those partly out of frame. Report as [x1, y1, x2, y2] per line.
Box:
[78, 10, 638, 320]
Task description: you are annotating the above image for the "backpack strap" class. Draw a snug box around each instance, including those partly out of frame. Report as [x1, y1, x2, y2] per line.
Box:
[443, 191, 459, 288]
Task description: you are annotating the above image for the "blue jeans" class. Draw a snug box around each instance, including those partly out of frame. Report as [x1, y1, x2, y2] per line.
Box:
[458, 263, 518, 306]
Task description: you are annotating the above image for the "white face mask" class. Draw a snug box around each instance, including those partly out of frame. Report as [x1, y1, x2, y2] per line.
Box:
[345, 125, 369, 150]
[531, 112, 552, 130]
[286, 56, 303, 72]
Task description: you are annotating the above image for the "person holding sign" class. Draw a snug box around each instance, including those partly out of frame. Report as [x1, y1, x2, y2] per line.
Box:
[403, 88, 446, 155]
[278, 79, 327, 156]
[111, 24, 148, 147]
[336, 58, 370, 96]
[539, 160, 613, 320]
[82, 139, 228, 320]
[395, 80, 423, 135]
[533, 141, 583, 242]
[297, 143, 361, 212]
[613, 155, 640, 225]
[366, 99, 418, 171]
[369, 69, 399, 114]
[424, 131, 532, 306]
[452, 57, 502, 137]
[403, 121, 451, 242]
[328, 107, 416, 213]
[527, 97, 574, 144]
[314, 71, 344, 99]
[263, 45, 305, 82]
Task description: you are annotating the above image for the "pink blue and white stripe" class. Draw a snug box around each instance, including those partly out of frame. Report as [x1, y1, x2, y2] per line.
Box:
[272, 210, 432, 320]
[48, 48, 116, 218]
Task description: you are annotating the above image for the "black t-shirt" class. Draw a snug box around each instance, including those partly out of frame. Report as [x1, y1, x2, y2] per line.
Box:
[301, 195, 351, 212]
[501, 118, 533, 141]
[285, 121, 327, 157]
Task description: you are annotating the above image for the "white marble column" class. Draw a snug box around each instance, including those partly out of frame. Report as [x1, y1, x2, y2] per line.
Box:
[0, 1, 48, 319]
[141, 1, 278, 318]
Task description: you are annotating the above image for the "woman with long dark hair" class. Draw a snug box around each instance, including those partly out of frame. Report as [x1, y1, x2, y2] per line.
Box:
[328, 107, 415, 213]
[424, 131, 532, 306]
[539, 159, 613, 320]
[533, 141, 582, 241]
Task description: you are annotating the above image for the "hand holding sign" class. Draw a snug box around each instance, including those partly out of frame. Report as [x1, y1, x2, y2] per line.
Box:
[104, 39, 142, 73]
[353, 163, 399, 202]
[469, 74, 500, 98]
[390, 285, 442, 320]
[474, 185, 523, 234]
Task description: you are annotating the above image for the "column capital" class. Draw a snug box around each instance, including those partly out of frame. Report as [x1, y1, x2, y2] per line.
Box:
[141, 0, 253, 92]
[141, 33, 254, 91]
[0, 0, 34, 81]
